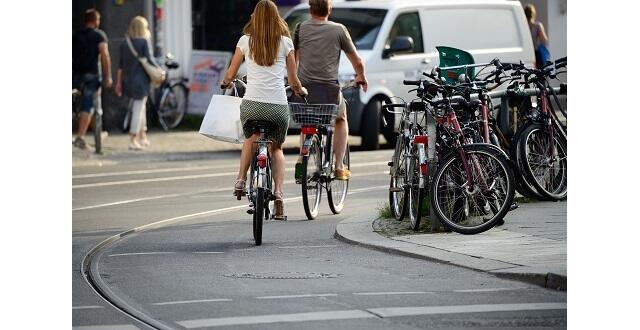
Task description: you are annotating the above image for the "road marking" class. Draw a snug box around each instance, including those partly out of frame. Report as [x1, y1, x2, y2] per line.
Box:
[152, 298, 232, 306]
[72, 160, 388, 179]
[453, 287, 529, 293]
[278, 245, 339, 249]
[255, 293, 338, 299]
[72, 325, 139, 330]
[177, 310, 375, 328]
[72, 162, 388, 189]
[176, 302, 566, 328]
[73, 172, 238, 189]
[367, 302, 567, 318]
[192, 251, 224, 254]
[107, 252, 176, 257]
[73, 172, 387, 211]
[72, 305, 104, 310]
[353, 291, 434, 296]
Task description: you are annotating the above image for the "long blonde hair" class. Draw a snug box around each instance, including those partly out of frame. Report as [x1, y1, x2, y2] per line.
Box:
[242, 0, 290, 66]
[127, 16, 151, 39]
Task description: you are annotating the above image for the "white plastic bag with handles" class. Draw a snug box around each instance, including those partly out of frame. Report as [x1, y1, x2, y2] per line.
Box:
[199, 94, 245, 144]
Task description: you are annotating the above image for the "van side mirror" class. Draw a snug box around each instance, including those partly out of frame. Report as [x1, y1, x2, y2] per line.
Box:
[383, 36, 414, 59]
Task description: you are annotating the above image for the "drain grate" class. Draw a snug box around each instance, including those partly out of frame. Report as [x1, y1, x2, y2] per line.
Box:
[224, 272, 342, 279]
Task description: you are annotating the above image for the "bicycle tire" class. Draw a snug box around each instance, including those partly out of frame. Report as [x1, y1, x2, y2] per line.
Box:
[302, 135, 322, 220]
[389, 136, 408, 221]
[510, 126, 544, 199]
[407, 145, 425, 231]
[158, 83, 188, 131]
[93, 111, 103, 154]
[328, 143, 349, 214]
[431, 144, 515, 235]
[253, 187, 264, 246]
[518, 123, 567, 200]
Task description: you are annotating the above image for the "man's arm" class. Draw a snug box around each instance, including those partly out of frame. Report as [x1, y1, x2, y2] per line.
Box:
[98, 42, 112, 88]
[345, 51, 368, 92]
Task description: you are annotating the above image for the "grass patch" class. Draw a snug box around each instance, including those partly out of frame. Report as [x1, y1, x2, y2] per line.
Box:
[374, 201, 447, 236]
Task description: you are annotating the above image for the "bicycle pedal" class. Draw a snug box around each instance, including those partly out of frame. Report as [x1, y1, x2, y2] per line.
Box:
[509, 202, 519, 211]
[246, 209, 254, 215]
[387, 161, 394, 167]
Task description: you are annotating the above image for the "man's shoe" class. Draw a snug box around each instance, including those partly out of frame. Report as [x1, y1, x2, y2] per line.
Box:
[73, 137, 88, 149]
[294, 162, 303, 184]
[334, 168, 351, 180]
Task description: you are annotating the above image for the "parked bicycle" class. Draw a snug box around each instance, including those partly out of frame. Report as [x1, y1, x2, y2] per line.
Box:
[123, 54, 189, 132]
[477, 58, 567, 200]
[72, 85, 103, 154]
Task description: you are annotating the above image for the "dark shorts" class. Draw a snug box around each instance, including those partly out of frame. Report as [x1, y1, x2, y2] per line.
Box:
[73, 73, 101, 113]
[240, 99, 290, 145]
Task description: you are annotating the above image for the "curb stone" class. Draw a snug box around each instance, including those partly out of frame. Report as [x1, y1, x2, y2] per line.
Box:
[334, 215, 566, 291]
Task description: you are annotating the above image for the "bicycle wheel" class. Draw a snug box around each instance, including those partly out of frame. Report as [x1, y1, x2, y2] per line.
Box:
[407, 145, 425, 231]
[328, 143, 349, 214]
[518, 123, 567, 200]
[93, 111, 103, 154]
[302, 134, 322, 220]
[253, 187, 264, 246]
[389, 136, 408, 221]
[510, 126, 543, 199]
[158, 83, 188, 131]
[431, 144, 515, 235]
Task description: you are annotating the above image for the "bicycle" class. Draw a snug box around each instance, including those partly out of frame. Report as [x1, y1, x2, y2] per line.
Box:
[402, 75, 516, 234]
[482, 58, 567, 201]
[289, 101, 348, 220]
[72, 81, 103, 154]
[123, 54, 189, 132]
[384, 97, 429, 230]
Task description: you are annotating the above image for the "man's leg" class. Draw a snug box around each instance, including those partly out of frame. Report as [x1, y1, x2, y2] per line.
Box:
[333, 96, 349, 172]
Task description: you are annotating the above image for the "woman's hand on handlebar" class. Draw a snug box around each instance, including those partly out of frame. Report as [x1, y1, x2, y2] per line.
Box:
[220, 79, 233, 90]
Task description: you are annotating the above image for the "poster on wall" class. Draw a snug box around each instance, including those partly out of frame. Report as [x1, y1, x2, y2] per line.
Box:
[187, 50, 233, 115]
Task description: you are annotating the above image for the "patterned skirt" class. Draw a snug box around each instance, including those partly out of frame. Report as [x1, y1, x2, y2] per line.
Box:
[240, 99, 290, 145]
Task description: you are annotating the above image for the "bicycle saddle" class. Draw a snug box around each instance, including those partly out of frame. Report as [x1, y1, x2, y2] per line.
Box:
[245, 120, 278, 133]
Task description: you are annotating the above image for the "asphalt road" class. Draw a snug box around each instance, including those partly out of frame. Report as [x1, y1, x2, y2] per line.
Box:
[72, 150, 566, 329]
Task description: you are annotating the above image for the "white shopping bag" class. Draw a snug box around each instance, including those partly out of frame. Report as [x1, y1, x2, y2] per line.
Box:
[199, 94, 245, 144]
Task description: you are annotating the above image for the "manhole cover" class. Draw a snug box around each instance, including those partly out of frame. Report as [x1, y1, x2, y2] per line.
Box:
[224, 272, 342, 279]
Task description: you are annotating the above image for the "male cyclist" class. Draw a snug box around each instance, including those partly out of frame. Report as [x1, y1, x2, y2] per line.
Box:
[72, 9, 112, 149]
[292, 0, 368, 181]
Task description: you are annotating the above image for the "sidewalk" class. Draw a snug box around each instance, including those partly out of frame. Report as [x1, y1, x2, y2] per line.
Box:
[72, 131, 366, 167]
[335, 200, 567, 291]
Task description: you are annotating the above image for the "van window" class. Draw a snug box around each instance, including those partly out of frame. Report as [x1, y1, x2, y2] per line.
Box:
[285, 8, 387, 50]
[386, 12, 424, 53]
[422, 8, 522, 51]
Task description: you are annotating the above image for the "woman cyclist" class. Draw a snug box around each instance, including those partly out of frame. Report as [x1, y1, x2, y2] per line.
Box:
[221, 0, 307, 220]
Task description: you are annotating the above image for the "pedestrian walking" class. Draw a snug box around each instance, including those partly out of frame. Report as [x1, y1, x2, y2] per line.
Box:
[524, 4, 551, 68]
[221, 0, 307, 220]
[115, 16, 156, 150]
[291, 0, 368, 181]
[72, 9, 112, 149]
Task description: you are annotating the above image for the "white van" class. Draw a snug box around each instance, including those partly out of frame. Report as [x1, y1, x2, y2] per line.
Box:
[283, 0, 535, 150]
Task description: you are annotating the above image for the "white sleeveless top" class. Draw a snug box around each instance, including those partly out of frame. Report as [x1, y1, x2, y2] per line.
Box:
[236, 35, 294, 105]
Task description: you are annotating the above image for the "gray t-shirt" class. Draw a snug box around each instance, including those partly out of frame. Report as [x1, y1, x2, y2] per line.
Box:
[295, 20, 356, 84]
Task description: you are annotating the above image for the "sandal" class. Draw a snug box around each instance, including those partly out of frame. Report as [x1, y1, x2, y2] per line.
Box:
[273, 192, 287, 221]
[233, 180, 246, 200]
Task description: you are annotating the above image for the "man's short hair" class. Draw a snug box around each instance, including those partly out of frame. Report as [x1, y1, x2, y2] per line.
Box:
[84, 9, 100, 23]
[309, 0, 330, 17]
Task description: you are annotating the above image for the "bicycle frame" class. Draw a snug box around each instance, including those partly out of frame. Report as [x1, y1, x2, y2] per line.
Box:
[300, 124, 334, 189]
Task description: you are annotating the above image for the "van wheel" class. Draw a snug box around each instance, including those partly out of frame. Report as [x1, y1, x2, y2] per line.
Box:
[382, 109, 397, 146]
[361, 100, 381, 150]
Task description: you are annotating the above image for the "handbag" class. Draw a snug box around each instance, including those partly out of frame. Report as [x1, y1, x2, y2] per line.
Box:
[199, 87, 245, 144]
[125, 37, 166, 88]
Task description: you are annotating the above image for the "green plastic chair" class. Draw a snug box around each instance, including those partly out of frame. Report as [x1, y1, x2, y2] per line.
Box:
[436, 46, 475, 84]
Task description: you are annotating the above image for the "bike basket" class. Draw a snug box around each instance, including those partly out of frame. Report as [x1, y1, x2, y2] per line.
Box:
[289, 103, 340, 126]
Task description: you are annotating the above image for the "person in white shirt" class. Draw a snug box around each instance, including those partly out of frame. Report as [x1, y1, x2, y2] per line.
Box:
[221, 0, 306, 220]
